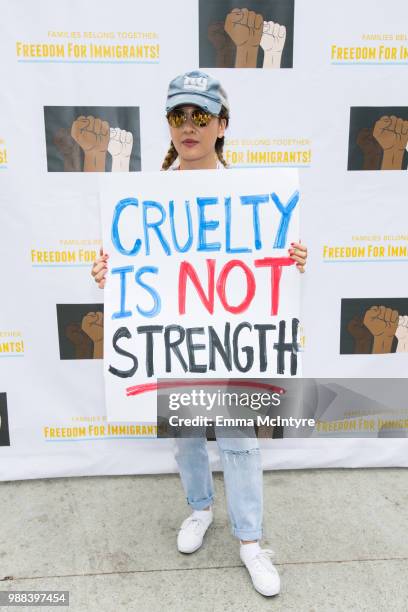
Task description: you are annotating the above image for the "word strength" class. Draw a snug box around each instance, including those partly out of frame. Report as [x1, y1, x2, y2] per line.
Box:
[109, 319, 300, 378]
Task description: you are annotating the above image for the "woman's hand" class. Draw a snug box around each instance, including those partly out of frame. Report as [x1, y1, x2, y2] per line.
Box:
[91, 247, 109, 288]
[288, 241, 307, 273]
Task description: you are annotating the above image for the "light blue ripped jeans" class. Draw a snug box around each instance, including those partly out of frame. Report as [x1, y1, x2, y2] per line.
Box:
[174, 427, 263, 541]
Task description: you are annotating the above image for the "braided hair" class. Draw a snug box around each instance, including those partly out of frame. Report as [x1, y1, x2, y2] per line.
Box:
[161, 105, 230, 170]
[215, 106, 229, 168]
[161, 141, 178, 170]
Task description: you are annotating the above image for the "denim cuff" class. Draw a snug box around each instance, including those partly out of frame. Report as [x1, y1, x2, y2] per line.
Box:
[232, 527, 263, 541]
[188, 495, 214, 511]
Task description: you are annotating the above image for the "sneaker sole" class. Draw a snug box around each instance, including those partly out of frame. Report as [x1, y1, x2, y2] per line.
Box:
[177, 541, 203, 554]
[254, 584, 280, 597]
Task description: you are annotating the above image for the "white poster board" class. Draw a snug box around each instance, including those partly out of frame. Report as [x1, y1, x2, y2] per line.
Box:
[100, 168, 300, 422]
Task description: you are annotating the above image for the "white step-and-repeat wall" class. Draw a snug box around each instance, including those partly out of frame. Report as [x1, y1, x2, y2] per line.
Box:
[1, 0, 407, 480]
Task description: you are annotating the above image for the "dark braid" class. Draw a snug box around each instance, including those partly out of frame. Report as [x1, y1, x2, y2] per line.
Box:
[216, 105, 229, 168]
[161, 141, 178, 170]
[215, 137, 227, 167]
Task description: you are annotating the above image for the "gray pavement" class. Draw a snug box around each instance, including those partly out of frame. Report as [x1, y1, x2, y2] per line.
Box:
[0, 468, 407, 611]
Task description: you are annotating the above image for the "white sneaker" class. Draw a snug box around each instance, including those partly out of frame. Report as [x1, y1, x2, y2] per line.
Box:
[240, 546, 280, 597]
[177, 509, 213, 553]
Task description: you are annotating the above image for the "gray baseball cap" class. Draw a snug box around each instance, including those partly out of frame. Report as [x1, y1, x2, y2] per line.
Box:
[165, 70, 229, 115]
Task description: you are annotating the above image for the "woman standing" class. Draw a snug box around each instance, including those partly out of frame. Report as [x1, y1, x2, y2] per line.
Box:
[91, 70, 307, 597]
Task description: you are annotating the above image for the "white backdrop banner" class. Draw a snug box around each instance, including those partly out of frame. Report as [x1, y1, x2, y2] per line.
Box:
[1, 0, 407, 480]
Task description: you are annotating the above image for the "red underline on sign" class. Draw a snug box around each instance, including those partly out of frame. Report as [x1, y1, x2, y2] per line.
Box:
[126, 380, 286, 397]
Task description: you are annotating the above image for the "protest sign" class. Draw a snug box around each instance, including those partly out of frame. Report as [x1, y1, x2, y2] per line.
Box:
[100, 168, 300, 422]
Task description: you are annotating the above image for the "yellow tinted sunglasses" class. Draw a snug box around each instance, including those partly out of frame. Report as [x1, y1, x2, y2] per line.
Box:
[166, 108, 216, 128]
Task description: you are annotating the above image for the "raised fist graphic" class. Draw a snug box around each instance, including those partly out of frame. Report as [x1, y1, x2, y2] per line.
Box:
[260, 21, 286, 68]
[347, 315, 372, 354]
[71, 115, 110, 172]
[107, 127, 133, 172]
[71, 116, 110, 152]
[373, 115, 408, 170]
[81, 311, 103, 358]
[363, 305, 399, 353]
[224, 8, 264, 68]
[395, 315, 408, 353]
[65, 322, 93, 359]
[356, 127, 382, 170]
[53, 127, 82, 172]
[208, 22, 235, 68]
